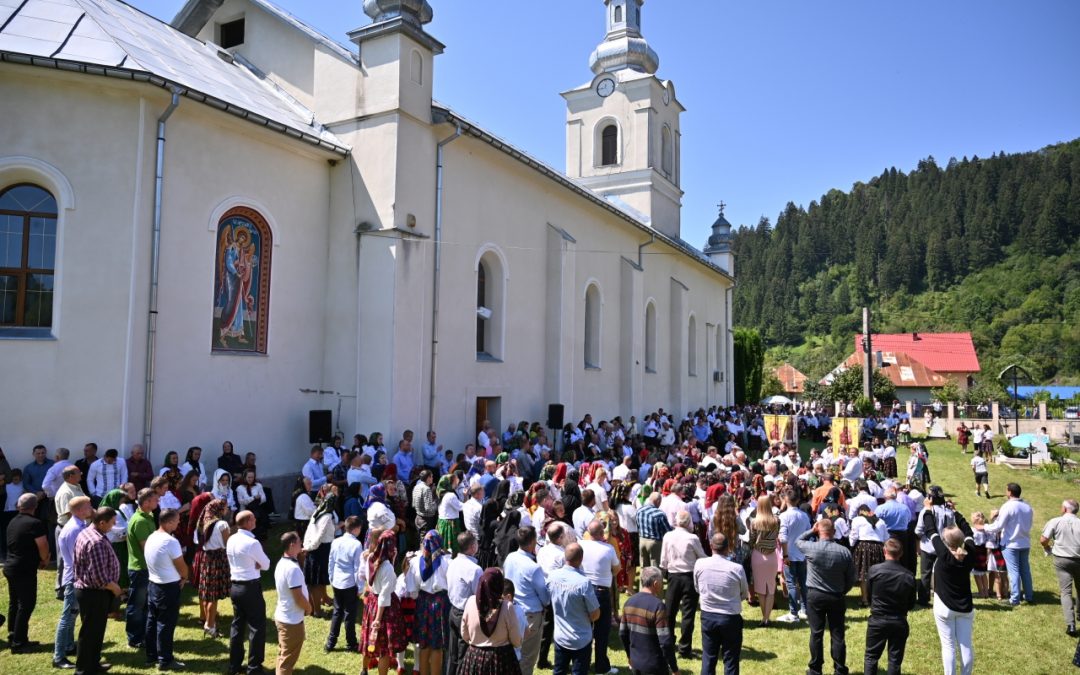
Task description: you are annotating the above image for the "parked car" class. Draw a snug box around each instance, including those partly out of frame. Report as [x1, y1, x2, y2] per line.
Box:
[1065, 406, 1080, 420]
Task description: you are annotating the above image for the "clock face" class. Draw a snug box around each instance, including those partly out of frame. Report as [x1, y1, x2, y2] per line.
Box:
[597, 78, 616, 98]
[662, 89, 671, 106]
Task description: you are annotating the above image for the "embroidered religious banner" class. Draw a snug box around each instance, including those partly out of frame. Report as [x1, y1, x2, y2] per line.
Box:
[763, 415, 796, 447]
[212, 207, 271, 353]
[832, 417, 863, 457]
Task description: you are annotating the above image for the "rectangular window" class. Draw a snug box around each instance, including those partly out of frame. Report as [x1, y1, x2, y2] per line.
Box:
[218, 18, 245, 49]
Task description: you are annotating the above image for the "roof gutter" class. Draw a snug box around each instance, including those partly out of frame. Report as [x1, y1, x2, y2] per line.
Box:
[431, 104, 734, 284]
[0, 51, 349, 157]
[143, 86, 183, 458]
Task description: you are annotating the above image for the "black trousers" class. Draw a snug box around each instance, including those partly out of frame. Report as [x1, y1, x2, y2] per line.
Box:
[538, 603, 554, 665]
[903, 523, 918, 574]
[701, 611, 742, 675]
[76, 588, 112, 673]
[806, 588, 847, 675]
[3, 569, 36, 645]
[448, 606, 467, 675]
[229, 580, 266, 673]
[918, 551, 937, 604]
[665, 572, 698, 654]
[326, 585, 359, 649]
[863, 615, 908, 675]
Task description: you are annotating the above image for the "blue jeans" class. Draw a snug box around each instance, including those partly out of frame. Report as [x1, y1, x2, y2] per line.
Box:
[126, 569, 148, 645]
[592, 585, 612, 672]
[553, 643, 591, 675]
[54, 582, 79, 661]
[701, 611, 743, 675]
[1003, 547, 1034, 604]
[145, 581, 181, 665]
[784, 560, 808, 615]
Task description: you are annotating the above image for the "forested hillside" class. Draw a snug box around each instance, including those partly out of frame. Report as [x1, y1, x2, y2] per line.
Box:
[733, 139, 1080, 384]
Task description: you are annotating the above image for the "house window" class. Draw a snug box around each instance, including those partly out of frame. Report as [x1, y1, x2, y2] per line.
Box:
[584, 283, 601, 368]
[0, 184, 57, 327]
[601, 124, 618, 166]
[218, 18, 245, 49]
[688, 314, 697, 376]
[645, 300, 657, 373]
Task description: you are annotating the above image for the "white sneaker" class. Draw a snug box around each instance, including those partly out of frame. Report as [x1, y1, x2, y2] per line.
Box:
[776, 613, 799, 623]
[607, 669, 620, 675]
[798, 609, 808, 620]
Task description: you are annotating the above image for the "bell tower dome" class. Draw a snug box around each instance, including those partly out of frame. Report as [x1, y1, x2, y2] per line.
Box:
[563, 0, 684, 239]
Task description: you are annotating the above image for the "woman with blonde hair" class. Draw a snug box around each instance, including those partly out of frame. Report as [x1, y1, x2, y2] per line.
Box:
[922, 498, 977, 675]
[748, 497, 781, 626]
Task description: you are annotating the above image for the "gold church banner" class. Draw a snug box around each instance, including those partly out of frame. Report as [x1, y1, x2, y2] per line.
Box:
[763, 415, 797, 447]
[832, 417, 863, 457]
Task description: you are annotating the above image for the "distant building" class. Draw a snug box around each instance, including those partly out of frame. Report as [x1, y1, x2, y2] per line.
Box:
[822, 332, 980, 404]
[774, 362, 807, 396]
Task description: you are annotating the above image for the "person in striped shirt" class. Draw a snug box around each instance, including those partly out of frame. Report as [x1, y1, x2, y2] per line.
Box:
[636, 492, 672, 569]
[619, 566, 680, 675]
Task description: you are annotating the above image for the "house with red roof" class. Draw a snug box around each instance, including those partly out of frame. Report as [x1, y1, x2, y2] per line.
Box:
[822, 332, 980, 403]
[774, 362, 808, 395]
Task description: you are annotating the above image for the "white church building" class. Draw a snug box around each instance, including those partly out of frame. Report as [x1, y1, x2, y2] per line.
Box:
[0, 0, 735, 478]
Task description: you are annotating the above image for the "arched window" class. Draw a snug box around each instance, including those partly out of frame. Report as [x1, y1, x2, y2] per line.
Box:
[476, 247, 506, 360]
[601, 124, 618, 167]
[212, 206, 272, 353]
[584, 283, 601, 369]
[0, 183, 57, 327]
[661, 125, 673, 176]
[688, 314, 697, 376]
[645, 300, 657, 373]
[410, 49, 423, 85]
[614, 5, 623, 23]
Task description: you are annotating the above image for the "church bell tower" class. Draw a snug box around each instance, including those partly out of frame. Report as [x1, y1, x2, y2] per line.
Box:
[562, 0, 684, 239]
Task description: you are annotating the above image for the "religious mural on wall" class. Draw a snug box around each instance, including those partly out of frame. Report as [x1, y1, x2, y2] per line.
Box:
[212, 207, 271, 353]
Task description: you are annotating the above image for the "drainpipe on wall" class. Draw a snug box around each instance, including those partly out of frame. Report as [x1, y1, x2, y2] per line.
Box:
[142, 87, 183, 458]
[638, 233, 655, 268]
[428, 122, 462, 433]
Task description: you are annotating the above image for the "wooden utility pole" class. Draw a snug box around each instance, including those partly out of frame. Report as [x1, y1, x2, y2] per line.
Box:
[862, 307, 873, 401]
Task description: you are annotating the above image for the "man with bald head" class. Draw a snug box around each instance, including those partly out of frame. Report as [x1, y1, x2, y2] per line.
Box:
[53, 495, 93, 668]
[4, 493, 48, 653]
[548, 542, 601, 675]
[227, 510, 270, 675]
[580, 520, 621, 675]
[661, 510, 708, 658]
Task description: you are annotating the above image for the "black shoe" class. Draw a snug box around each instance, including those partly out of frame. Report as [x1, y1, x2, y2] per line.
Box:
[1069, 625, 1077, 637]
[67, 646, 77, 656]
[537, 661, 552, 670]
[0, 614, 5, 630]
[52, 659, 76, 670]
[128, 641, 144, 649]
[158, 661, 186, 671]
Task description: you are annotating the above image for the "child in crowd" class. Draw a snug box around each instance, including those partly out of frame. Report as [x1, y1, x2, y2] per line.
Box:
[970, 511, 991, 598]
[985, 509, 1010, 600]
[503, 578, 527, 661]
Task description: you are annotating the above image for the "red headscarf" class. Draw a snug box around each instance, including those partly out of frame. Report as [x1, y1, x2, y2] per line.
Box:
[553, 462, 568, 486]
[368, 529, 398, 583]
[662, 478, 676, 496]
[186, 492, 214, 544]
[477, 567, 505, 637]
[705, 483, 726, 510]
[382, 463, 398, 481]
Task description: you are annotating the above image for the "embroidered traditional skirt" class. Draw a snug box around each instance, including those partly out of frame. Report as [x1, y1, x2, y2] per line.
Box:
[198, 548, 230, 601]
[854, 540, 885, 581]
[457, 644, 522, 675]
[882, 457, 898, 478]
[360, 591, 407, 664]
[437, 518, 462, 555]
[417, 589, 449, 649]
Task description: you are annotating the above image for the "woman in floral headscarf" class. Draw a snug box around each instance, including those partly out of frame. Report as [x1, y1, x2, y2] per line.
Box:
[196, 498, 231, 637]
[361, 530, 407, 675]
[402, 530, 453, 675]
[610, 481, 638, 592]
[436, 474, 464, 554]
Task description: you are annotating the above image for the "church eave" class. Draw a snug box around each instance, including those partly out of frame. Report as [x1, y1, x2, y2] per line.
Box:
[0, 51, 350, 157]
[431, 104, 733, 284]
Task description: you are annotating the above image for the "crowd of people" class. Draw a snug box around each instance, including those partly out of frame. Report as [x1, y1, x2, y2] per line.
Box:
[0, 401, 1073, 675]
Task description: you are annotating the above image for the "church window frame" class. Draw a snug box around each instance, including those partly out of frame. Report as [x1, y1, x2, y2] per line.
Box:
[661, 124, 673, 177]
[614, 5, 623, 24]
[475, 244, 508, 362]
[644, 298, 657, 373]
[597, 119, 621, 168]
[584, 281, 602, 369]
[688, 313, 698, 377]
[0, 183, 57, 330]
[410, 49, 424, 85]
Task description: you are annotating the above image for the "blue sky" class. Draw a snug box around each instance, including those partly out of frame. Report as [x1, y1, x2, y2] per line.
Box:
[131, 0, 1080, 247]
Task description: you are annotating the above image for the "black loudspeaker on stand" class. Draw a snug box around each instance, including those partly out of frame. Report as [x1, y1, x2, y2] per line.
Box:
[547, 403, 564, 430]
[309, 410, 332, 444]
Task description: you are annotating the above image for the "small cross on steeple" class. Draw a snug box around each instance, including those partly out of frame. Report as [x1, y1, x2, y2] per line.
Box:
[717, 201, 726, 216]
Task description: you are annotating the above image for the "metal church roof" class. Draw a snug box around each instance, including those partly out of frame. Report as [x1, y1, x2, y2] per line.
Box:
[0, 0, 348, 155]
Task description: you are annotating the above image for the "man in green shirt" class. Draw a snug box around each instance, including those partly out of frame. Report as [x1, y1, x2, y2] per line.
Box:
[126, 487, 158, 648]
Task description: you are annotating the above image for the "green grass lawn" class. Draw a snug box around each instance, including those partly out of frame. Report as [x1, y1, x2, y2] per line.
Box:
[3, 439, 1078, 674]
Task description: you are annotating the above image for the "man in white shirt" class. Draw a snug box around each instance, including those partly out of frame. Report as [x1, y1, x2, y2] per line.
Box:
[612, 456, 633, 483]
[659, 422, 676, 448]
[846, 480, 877, 521]
[144, 509, 189, 670]
[573, 490, 597, 537]
[985, 482, 1035, 605]
[580, 520, 620, 675]
[274, 532, 311, 675]
[301, 447, 327, 492]
[227, 510, 271, 674]
[42, 447, 73, 500]
[461, 484, 485, 538]
[661, 511, 708, 658]
[446, 532, 483, 675]
[325, 516, 363, 652]
[841, 448, 863, 483]
[88, 449, 128, 501]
